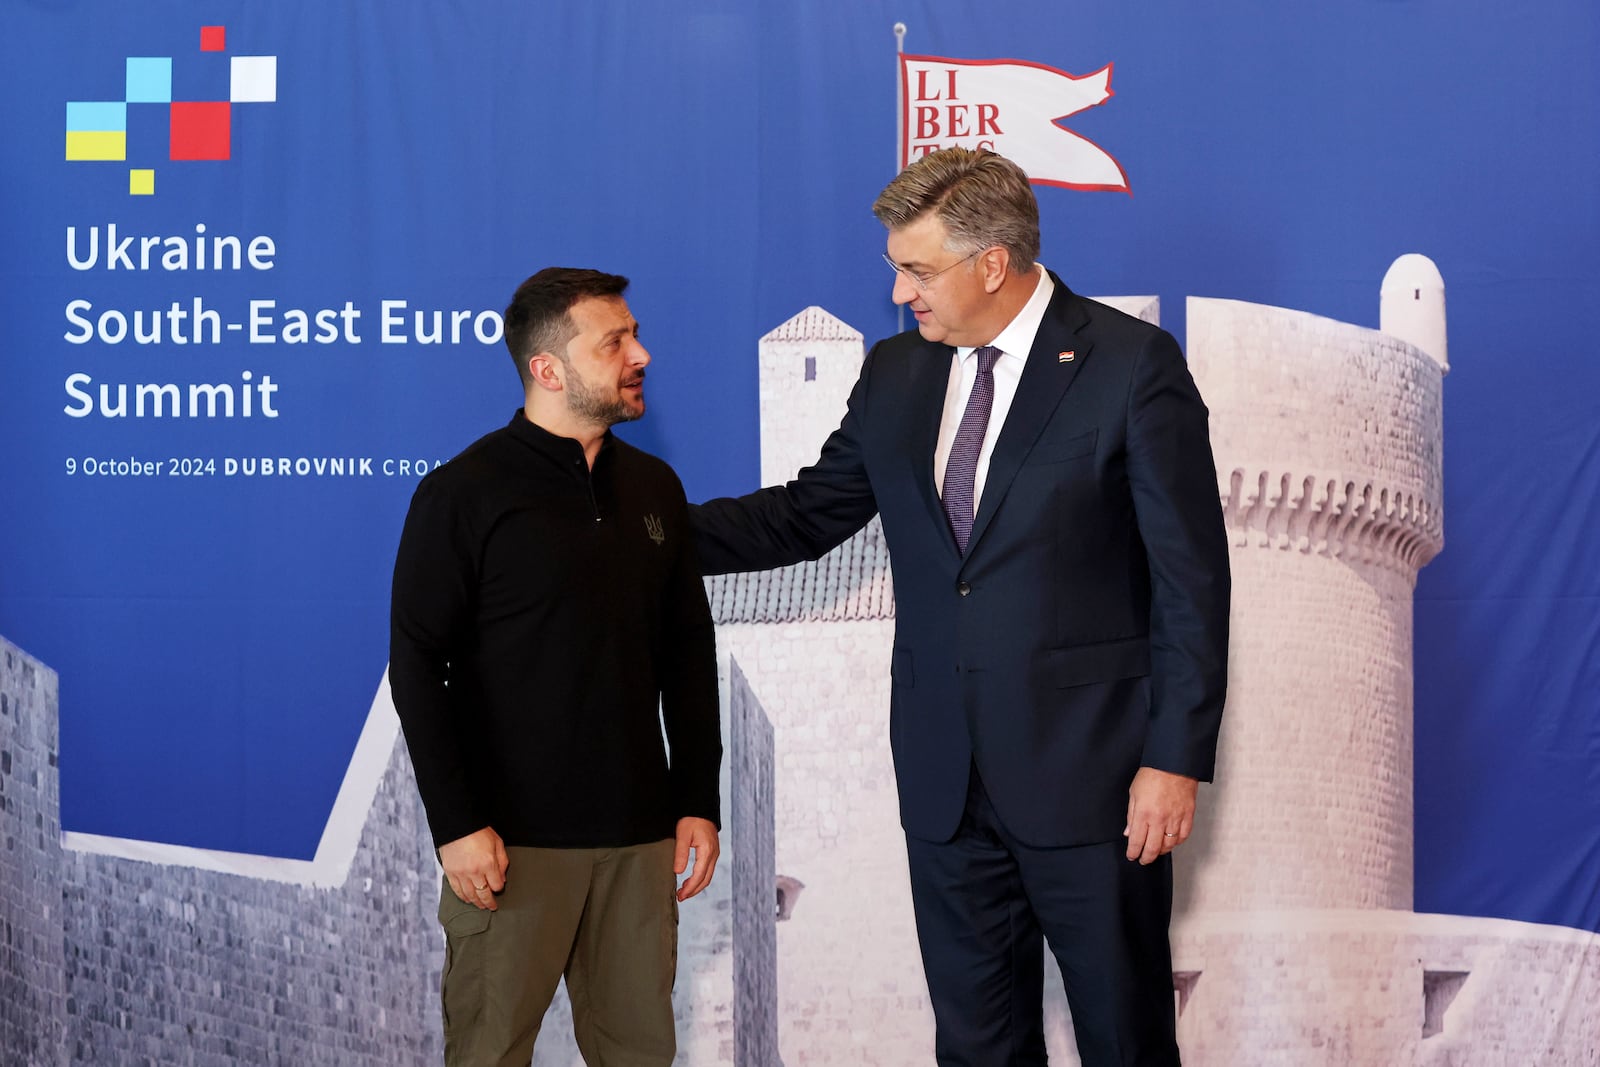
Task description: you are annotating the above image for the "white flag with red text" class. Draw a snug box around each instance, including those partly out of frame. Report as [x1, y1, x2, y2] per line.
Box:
[898, 54, 1128, 192]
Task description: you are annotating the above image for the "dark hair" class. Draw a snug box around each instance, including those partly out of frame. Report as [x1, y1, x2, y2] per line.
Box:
[502, 268, 630, 387]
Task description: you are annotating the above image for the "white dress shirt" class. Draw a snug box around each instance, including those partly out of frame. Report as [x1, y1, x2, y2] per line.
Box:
[933, 265, 1056, 512]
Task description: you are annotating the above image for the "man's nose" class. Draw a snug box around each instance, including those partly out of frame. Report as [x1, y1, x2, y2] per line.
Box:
[629, 338, 651, 367]
[891, 271, 918, 305]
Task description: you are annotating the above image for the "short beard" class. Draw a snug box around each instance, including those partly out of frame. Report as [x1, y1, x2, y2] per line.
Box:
[564, 363, 642, 427]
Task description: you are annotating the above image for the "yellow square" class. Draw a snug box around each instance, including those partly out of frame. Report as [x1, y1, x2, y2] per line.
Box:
[129, 169, 155, 196]
[66, 130, 126, 161]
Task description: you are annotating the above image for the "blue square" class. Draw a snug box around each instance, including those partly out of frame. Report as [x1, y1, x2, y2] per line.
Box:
[171, 54, 231, 104]
[125, 102, 169, 168]
[126, 57, 172, 103]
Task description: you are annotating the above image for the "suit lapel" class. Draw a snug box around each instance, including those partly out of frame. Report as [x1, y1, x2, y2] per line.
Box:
[965, 280, 1092, 557]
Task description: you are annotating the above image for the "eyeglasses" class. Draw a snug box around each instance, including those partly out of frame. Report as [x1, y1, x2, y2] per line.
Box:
[881, 248, 982, 291]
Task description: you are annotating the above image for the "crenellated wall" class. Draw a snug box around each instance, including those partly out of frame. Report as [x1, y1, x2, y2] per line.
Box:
[1189, 296, 1445, 578]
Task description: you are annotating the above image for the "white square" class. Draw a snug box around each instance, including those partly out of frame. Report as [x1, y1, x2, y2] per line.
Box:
[230, 56, 277, 103]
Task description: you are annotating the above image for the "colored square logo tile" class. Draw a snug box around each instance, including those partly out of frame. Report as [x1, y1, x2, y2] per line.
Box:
[170, 102, 230, 160]
[230, 56, 277, 103]
[126, 57, 173, 104]
[66, 131, 126, 161]
[129, 169, 155, 195]
[66, 101, 126, 133]
[201, 26, 226, 52]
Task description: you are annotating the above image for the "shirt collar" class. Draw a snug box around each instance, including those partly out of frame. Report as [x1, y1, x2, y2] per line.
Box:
[957, 265, 1055, 363]
[506, 408, 612, 463]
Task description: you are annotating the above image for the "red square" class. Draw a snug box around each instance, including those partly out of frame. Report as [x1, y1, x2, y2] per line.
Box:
[200, 26, 226, 52]
[170, 102, 231, 160]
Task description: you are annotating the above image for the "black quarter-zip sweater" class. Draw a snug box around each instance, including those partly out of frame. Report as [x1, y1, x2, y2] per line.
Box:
[390, 410, 721, 850]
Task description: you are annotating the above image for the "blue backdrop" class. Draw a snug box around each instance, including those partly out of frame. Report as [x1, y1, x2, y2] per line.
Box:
[1, 2, 1595, 932]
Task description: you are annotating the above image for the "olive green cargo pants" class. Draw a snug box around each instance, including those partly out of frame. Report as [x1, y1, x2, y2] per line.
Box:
[437, 839, 678, 1067]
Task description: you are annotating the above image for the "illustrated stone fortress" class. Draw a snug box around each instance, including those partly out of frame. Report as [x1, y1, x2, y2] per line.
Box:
[1, 638, 440, 1067]
[4, 256, 1597, 1065]
[703, 258, 1599, 1065]
[0, 649, 776, 1066]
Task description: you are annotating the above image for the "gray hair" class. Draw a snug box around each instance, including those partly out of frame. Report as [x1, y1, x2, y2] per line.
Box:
[872, 147, 1040, 273]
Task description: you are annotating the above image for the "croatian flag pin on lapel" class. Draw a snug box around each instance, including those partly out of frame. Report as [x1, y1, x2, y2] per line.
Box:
[1058, 351, 1075, 363]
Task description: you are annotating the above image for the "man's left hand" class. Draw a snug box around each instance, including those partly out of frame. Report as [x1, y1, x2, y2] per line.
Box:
[674, 817, 720, 901]
[1123, 767, 1200, 865]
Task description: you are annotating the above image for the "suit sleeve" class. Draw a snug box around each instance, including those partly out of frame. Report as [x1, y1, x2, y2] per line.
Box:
[1124, 329, 1231, 781]
[691, 344, 884, 574]
[660, 474, 724, 827]
[388, 476, 490, 848]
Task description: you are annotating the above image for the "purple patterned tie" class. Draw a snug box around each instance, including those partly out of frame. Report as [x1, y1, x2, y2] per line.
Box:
[942, 345, 1001, 555]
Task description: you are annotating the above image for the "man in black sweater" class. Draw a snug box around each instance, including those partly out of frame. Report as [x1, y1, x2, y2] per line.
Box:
[390, 268, 722, 1067]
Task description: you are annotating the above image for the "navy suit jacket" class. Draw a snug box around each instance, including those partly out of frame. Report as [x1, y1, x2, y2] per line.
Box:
[694, 276, 1230, 847]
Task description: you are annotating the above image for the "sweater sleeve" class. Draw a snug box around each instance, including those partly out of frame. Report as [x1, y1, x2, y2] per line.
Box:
[659, 474, 724, 828]
[389, 475, 491, 848]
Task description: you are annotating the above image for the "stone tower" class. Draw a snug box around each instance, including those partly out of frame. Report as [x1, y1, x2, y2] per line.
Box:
[1179, 256, 1448, 914]
[758, 306, 866, 486]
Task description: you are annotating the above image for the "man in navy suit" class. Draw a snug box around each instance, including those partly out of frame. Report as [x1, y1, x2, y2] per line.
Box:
[692, 147, 1229, 1065]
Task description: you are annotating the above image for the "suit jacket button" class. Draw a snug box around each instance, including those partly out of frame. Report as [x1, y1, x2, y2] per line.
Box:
[956, 581, 971, 597]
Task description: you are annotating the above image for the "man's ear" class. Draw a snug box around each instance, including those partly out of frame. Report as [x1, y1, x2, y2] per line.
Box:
[527, 351, 565, 393]
[979, 246, 1011, 293]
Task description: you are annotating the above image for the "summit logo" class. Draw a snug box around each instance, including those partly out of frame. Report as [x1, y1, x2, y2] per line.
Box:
[65, 25, 277, 196]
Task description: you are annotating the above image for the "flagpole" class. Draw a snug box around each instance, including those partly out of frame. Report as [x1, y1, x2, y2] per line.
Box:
[894, 21, 907, 335]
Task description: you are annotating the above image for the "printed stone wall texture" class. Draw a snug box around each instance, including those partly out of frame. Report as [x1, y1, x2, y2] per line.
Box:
[1, 639, 68, 1067]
